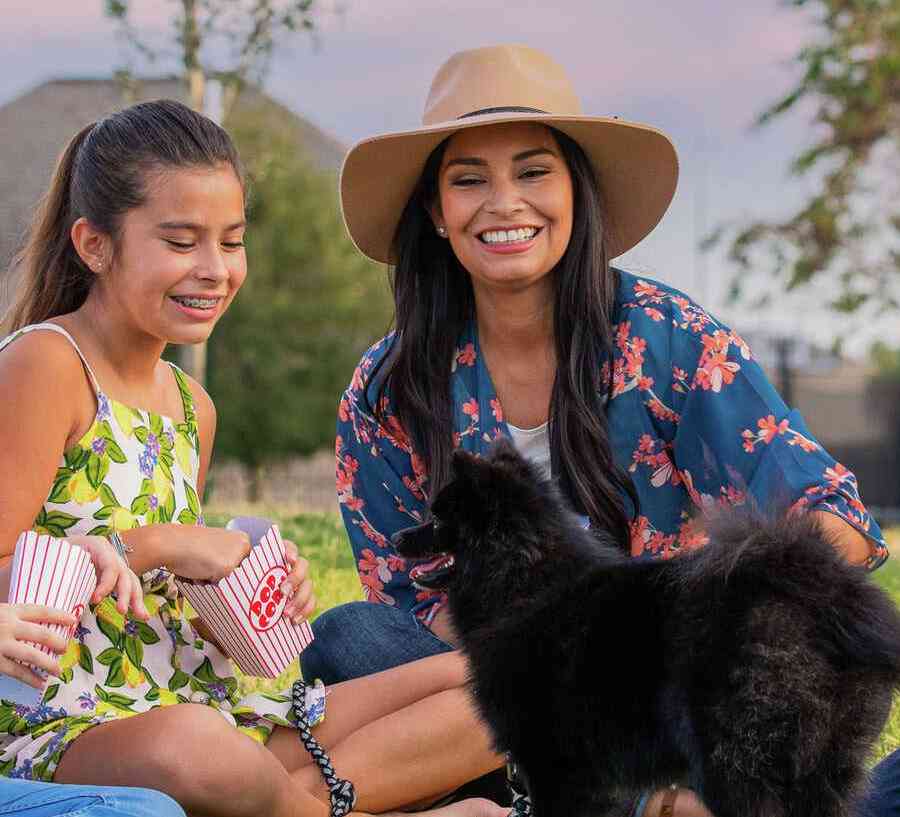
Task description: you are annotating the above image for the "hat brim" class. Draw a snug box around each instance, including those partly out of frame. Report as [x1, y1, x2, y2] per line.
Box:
[340, 110, 679, 264]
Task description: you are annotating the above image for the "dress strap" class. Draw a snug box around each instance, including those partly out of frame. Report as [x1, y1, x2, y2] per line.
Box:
[167, 362, 198, 432]
[0, 323, 102, 396]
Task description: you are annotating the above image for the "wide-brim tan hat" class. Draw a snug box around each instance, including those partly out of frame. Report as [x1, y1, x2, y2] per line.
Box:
[340, 44, 679, 265]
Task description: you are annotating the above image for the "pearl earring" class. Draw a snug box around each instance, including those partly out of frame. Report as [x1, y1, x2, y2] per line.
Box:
[437, 226, 447, 237]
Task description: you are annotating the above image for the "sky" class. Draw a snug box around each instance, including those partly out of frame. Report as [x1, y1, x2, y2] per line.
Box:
[1, 0, 894, 355]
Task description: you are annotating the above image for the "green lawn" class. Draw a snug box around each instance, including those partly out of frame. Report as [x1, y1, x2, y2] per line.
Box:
[211, 510, 900, 763]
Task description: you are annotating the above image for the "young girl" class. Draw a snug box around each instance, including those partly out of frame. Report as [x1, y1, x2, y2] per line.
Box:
[0, 100, 506, 817]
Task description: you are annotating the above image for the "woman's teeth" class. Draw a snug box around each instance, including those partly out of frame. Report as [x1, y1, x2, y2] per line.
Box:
[480, 227, 537, 245]
[172, 296, 218, 309]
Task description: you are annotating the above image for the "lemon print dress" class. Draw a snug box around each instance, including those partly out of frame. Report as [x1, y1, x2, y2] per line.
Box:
[0, 324, 296, 781]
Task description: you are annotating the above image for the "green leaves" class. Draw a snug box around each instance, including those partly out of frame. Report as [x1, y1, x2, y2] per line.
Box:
[168, 669, 191, 692]
[34, 508, 79, 537]
[718, 0, 900, 317]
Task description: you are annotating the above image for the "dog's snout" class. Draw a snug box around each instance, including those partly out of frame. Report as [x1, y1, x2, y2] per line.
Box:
[391, 521, 435, 555]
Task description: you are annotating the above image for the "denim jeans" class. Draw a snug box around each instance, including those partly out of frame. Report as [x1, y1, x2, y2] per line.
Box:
[0, 779, 184, 817]
[300, 601, 453, 685]
[858, 749, 900, 817]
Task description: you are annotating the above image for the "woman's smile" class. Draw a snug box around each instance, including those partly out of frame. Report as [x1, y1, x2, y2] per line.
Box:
[475, 225, 542, 254]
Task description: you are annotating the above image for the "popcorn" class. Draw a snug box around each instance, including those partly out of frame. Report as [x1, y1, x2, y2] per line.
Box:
[0, 532, 97, 707]
[175, 520, 314, 678]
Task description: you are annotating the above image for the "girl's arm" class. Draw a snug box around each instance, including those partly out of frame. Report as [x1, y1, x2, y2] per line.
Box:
[0, 332, 94, 563]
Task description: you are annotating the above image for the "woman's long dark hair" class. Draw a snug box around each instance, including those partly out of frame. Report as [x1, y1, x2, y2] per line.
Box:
[367, 126, 638, 550]
[3, 99, 243, 333]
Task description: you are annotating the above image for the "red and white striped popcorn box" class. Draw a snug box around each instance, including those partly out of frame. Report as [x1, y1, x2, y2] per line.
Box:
[175, 522, 314, 678]
[0, 532, 97, 706]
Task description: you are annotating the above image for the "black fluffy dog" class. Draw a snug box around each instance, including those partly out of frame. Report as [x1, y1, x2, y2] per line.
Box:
[393, 439, 900, 817]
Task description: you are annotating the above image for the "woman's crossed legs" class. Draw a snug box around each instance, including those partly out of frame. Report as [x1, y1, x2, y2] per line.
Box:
[53, 651, 505, 817]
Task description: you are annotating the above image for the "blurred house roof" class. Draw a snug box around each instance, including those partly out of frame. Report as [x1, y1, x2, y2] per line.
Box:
[0, 76, 345, 308]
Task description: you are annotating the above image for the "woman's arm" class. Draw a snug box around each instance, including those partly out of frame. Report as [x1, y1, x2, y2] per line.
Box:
[813, 510, 871, 565]
[663, 308, 886, 568]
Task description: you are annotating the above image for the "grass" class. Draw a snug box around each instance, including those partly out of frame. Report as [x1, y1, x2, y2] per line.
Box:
[871, 528, 900, 762]
[208, 509, 900, 763]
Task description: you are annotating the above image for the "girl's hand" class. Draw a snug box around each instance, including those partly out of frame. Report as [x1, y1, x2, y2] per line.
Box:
[282, 539, 316, 623]
[163, 526, 252, 582]
[0, 603, 75, 688]
[68, 535, 149, 621]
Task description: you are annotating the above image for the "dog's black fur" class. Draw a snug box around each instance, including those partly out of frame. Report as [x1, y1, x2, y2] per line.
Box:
[393, 439, 900, 817]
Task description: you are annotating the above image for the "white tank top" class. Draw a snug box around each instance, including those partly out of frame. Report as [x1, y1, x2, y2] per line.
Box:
[506, 420, 551, 480]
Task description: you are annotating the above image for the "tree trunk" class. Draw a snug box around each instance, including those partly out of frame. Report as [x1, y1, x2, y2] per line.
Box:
[247, 462, 265, 504]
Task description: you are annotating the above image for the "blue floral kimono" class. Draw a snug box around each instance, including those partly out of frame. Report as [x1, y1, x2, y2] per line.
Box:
[335, 270, 887, 620]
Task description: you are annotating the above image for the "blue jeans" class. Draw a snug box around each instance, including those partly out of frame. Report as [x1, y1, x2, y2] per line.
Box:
[300, 601, 453, 684]
[0, 779, 184, 817]
[858, 749, 900, 817]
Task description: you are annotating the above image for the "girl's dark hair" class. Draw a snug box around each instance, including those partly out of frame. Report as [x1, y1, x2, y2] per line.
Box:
[3, 99, 243, 333]
[368, 126, 638, 550]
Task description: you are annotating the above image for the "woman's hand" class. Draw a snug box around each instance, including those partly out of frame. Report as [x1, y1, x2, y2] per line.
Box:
[68, 535, 149, 621]
[0, 603, 75, 688]
[282, 539, 316, 623]
[159, 527, 253, 582]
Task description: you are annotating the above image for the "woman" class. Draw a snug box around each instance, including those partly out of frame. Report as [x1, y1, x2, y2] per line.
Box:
[0, 99, 506, 817]
[301, 44, 889, 815]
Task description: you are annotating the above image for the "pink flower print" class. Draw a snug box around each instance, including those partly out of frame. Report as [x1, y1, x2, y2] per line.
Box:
[358, 548, 393, 584]
[462, 398, 479, 423]
[741, 429, 756, 453]
[650, 456, 675, 488]
[630, 515, 651, 556]
[721, 485, 746, 506]
[359, 571, 395, 605]
[359, 521, 388, 548]
[456, 343, 476, 367]
[643, 307, 665, 322]
[824, 462, 851, 489]
[647, 397, 680, 424]
[490, 398, 504, 422]
[387, 554, 407, 572]
[634, 280, 663, 299]
[350, 364, 365, 393]
[758, 415, 790, 444]
[381, 415, 412, 451]
[677, 519, 709, 551]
